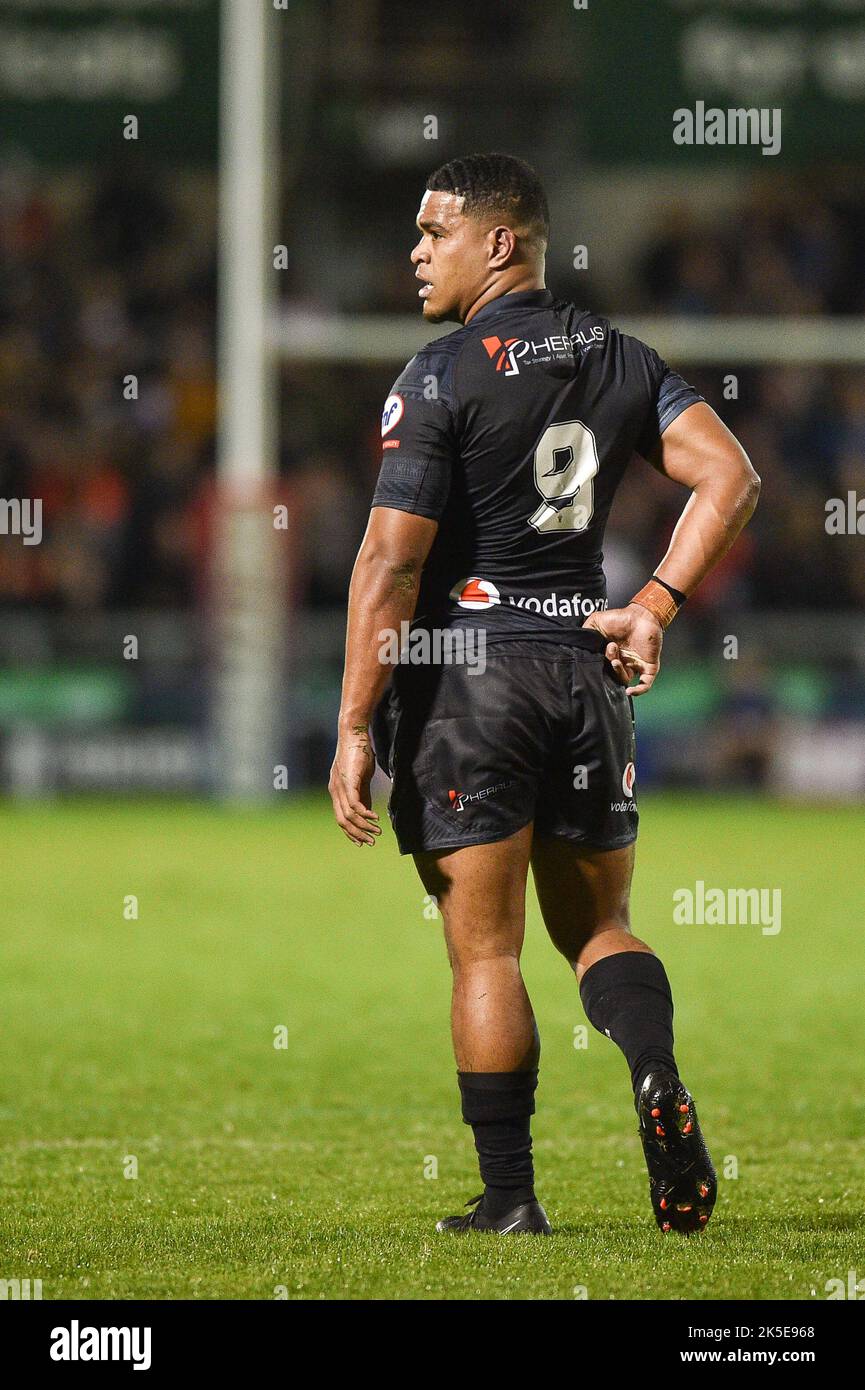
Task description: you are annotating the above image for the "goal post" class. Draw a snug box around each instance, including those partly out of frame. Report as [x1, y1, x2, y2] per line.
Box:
[213, 0, 284, 799]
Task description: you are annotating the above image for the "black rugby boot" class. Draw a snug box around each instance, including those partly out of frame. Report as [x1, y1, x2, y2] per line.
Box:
[436, 1192, 552, 1235]
[637, 1070, 717, 1233]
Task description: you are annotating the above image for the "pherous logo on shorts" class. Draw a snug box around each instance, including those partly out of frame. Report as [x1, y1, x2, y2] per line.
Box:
[449, 575, 500, 609]
[448, 781, 513, 812]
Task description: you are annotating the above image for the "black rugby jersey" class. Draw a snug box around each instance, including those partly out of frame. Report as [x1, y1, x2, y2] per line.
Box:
[371, 288, 702, 643]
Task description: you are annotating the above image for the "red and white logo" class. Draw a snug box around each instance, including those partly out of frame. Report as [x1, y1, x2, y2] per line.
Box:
[381, 394, 404, 436]
[449, 576, 501, 610]
[481, 335, 530, 377]
[622, 761, 636, 797]
[448, 780, 512, 812]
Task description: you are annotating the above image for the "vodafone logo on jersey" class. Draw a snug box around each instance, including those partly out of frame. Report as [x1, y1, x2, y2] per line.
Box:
[381, 394, 404, 436]
[449, 576, 501, 610]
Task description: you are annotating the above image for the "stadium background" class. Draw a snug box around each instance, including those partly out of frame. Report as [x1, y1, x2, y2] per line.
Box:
[2, 0, 865, 798]
[1, 0, 864, 1303]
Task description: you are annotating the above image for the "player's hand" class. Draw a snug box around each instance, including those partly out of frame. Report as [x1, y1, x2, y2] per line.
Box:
[583, 602, 663, 697]
[329, 725, 381, 846]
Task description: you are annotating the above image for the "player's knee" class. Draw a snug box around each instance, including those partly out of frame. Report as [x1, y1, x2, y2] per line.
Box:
[592, 913, 632, 937]
[548, 912, 631, 971]
[445, 930, 522, 974]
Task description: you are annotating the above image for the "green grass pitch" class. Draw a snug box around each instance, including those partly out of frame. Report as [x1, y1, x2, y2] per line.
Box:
[0, 793, 862, 1301]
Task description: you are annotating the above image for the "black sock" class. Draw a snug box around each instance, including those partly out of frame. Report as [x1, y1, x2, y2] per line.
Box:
[457, 1070, 538, 1217]
[579, 951, 678, 1098]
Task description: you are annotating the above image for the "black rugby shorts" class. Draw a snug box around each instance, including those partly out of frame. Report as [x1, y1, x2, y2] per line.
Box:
[371, 633, 638, 855]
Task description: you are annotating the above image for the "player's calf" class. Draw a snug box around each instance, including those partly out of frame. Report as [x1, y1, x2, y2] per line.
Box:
[579, 948, 716, 1233]
[579, 948, 678, 1096]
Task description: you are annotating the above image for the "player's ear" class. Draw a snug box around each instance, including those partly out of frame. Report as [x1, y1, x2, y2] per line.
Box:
[488, 224, 517, 269]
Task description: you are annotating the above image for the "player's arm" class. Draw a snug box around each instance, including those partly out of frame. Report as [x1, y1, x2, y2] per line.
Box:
[586, 402, 760, 695]
[646, 401, 760, 597]
[330, 353, 456, 844]
[329, 506, 438, 847]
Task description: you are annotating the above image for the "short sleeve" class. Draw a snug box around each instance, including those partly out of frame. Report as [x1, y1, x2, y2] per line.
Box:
[371, 354, 457, 521]
[634, 345, 705, 460]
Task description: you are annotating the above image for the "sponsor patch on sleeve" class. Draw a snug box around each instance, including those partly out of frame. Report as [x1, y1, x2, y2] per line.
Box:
[381, 394, 404, 437]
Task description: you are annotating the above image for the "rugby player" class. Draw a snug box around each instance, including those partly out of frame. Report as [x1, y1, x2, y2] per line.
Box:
[329, 154, 760, 1235]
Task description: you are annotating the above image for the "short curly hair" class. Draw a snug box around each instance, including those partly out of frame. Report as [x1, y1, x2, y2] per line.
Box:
[426, 153, 550, 251]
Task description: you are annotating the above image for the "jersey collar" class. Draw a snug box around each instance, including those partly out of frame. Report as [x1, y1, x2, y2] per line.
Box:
[468, 288, 554, 326]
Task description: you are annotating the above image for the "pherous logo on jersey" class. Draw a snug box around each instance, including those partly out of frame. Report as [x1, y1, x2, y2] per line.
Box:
[622, 761, 636, 797]
[482, 325, 606, 378]
[482, 335, 530, 377]
[381, 394, 404, 436]
[449, 576, 501, 609]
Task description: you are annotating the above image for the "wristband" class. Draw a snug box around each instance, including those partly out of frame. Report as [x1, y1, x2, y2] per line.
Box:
[629, 577, 685, 629]
[652, 574, 687, 607]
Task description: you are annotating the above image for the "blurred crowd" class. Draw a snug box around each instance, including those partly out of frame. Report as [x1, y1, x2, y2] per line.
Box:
[636, 189, 865, 318]
[0, 159, 216, 613]
[0, 162, 863, 620]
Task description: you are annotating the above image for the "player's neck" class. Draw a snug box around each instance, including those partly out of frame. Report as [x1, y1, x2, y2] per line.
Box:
[464, 274, 546, 325]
